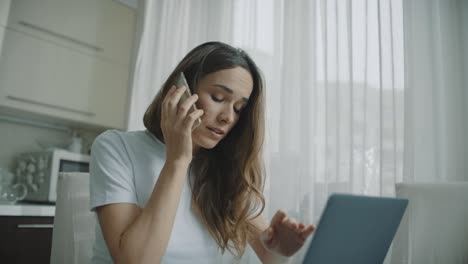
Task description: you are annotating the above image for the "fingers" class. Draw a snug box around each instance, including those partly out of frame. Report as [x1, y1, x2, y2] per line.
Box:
[269, 211, 316, 245]
[162, 86, 181, 121]
[183, 109, 204, 130]
[260, 227, 274, 243]
[270, 210, 287, 227]
[177, 93, 199, 116]
[267, 227, 274, 240]
[263, 211, 287, 250]
[162, 85, 203, 130]
[167, 85, 178, 97]
[263, 227, 278, 248]
[162, 86, 187, 115]
[161, 86, 174, 121]
[300, 225, 315, 240]
[280, 216, 315, 239]
[169, 86, 189, 109]
[273, 211, 306, 232]
[162, 85, 182, 106]
[282, 216, 298, 230]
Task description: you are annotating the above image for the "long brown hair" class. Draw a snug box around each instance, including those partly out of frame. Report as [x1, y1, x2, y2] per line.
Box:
[143, 42, 265, 256]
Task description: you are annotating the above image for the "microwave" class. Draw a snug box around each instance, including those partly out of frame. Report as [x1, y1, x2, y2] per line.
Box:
[15, 149, 90, 203]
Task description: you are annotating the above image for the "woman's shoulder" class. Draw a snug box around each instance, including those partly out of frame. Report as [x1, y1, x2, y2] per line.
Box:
[92, 129, 165, 155]
[94, 129, 123, 141]
[93, 129, 155, 145]
[91, 130, 126, 149]
[92, 130, 137, 152]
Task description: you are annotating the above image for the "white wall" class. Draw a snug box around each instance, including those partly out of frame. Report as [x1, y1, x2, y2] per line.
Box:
[462, 0, 468, 181]
[0, 119, 100, 173]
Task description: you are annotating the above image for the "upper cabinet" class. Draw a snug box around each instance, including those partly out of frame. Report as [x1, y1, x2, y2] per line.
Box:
[0, 1, 10, 27]
[0, 0, 136, 130]
[6, 0, 135, 67]
[0, 1, 10, 54]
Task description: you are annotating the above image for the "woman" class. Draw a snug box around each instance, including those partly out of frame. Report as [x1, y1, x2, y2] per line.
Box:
[90, 41, 315, 264]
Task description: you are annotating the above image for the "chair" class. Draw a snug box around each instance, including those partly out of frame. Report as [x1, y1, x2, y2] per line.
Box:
[50, 172, 96, 264]
[391, 182, 468, 264]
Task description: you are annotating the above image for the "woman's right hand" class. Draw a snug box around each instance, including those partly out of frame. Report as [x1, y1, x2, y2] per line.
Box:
[160, 85, 204, 164]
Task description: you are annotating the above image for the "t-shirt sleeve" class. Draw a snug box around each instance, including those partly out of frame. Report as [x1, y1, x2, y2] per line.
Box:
[89, 130, 137, 211]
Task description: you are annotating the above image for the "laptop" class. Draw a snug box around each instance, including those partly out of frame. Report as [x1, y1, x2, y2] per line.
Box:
[302, 194, 408, 264]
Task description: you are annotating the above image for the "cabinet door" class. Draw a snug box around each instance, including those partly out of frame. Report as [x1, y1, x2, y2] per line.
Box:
[6, 0, 136, 66]
[0, 26, 5, 58]
[0, 0, 10, 54]
[0, 216, 54, 264]
[0, 0, 10, 27]
[0, 28, 129, 130]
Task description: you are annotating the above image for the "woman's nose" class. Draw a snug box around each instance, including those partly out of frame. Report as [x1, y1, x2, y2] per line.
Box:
[217, 106, 235, 124]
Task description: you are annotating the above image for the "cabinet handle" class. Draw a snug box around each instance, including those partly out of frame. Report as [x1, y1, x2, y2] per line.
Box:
[17, 20, 104, 53]
[17, 224, 54, 229]
[7, 96, 96, 117]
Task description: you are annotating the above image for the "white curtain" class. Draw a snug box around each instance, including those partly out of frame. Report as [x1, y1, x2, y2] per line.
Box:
[403, 0, 468, 183]
[391, 1, 468, 263]
[128, 0, 405, 263]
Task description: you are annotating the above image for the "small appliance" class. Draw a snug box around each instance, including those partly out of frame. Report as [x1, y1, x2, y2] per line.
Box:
[15, 149, 90, 203]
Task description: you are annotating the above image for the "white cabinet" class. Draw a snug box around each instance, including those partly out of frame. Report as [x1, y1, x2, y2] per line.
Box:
[6, 0, 135, 66]
[0, 0, 10, 27]
[0, 0, 136, 130]
[0, 26, 5, 60]
[0, 29, 130, 129]
[0, 0, 10, 55]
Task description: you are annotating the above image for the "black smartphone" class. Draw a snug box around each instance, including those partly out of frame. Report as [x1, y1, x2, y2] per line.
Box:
[175, 72, 201, 129]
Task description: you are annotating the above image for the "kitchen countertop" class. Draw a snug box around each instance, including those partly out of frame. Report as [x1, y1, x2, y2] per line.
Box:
[0, 202, 55, 217]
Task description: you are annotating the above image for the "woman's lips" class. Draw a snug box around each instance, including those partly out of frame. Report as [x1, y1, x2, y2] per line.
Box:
[207, 127, 225, 137]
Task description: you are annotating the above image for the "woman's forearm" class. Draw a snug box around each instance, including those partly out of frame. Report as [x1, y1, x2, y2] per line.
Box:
[118, 160, 190, 264]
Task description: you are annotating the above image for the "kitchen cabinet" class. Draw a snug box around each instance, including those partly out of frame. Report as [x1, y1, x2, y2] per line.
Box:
[6, 0, 135, 66]
[0, 1, 10, 57]
[0, 28, 130, 129]
[0, 216, 54, 264]
[0, 26, 5, 59]
[0, 0, 136, 130]
[0, 0, 10, 27]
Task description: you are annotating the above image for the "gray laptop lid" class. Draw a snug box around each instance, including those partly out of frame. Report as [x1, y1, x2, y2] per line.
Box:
[302, 194, 408, 264]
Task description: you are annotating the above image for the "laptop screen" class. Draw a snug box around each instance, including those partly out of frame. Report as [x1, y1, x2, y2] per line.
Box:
[302, 194, 408, 264]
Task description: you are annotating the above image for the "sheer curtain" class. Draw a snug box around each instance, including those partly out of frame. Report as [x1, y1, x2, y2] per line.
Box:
[127, 0, 404, 262]
[403, 0, 468, 183]
[391, 1, 468, 263]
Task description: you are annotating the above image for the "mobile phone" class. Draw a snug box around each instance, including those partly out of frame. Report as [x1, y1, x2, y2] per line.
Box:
[175, 72, 201, 129]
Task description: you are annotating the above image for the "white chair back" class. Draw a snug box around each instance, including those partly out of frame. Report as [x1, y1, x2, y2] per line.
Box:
[50, 172, 96, 264]
[392, 182, 468, 264]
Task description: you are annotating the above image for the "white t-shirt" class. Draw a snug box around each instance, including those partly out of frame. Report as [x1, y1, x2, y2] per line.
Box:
[89, 130, 237, 264]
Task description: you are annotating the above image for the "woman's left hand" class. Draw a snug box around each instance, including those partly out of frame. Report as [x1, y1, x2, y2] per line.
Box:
[260, 210, 315, 257]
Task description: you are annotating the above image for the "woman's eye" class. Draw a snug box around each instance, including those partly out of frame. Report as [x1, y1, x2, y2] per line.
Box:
[234, 106, 246, 114]
[211, 95, 223, 102]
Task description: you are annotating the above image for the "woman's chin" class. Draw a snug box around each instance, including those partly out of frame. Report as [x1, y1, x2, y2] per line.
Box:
[192, 134, 220, 150]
